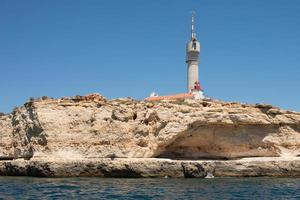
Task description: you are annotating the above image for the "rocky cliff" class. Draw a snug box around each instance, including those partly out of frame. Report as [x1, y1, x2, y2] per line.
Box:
[1, 94, 300, 177]
[1, 93, 300, 160]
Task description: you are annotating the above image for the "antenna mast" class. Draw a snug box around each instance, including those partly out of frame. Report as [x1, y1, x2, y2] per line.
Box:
[191, 10, 196, 40]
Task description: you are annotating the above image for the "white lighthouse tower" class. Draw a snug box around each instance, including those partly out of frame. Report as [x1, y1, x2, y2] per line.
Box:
[186, 12, 204, 99]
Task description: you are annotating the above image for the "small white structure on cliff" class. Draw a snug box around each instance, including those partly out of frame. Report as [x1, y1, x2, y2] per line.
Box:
[146, 12, 205, 101]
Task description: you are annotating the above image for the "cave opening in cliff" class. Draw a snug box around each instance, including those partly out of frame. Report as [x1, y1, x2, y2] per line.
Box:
[155, 123, 281, 160]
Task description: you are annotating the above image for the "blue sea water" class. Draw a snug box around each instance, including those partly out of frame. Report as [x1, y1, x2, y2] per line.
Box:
[0, 177, 300, 199]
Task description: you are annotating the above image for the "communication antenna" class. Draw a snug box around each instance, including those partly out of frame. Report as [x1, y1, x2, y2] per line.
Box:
[191, 10, 197, 40]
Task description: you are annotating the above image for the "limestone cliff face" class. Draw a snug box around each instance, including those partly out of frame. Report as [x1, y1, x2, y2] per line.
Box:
[0, 94, 300, 160]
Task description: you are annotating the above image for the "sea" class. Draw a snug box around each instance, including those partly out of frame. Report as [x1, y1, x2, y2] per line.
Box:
[0, 177, 300, 199]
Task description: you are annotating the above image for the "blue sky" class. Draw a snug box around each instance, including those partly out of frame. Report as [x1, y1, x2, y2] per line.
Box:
[0, 0, 299, 113]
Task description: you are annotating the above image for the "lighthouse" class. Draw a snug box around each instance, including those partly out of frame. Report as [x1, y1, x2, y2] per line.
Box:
[145, 12, 205, 102]
[186, 12, 205, 99]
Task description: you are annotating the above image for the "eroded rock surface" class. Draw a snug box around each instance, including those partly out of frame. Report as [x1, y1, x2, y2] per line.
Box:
[0, 93, 300, 161]
[1, 157, 300, 178]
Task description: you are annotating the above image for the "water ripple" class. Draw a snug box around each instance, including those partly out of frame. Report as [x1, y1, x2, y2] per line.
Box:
[0, 177, 300, 199]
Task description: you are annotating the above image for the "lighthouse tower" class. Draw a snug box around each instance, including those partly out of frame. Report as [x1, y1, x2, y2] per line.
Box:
[186, 12, 204, 99]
